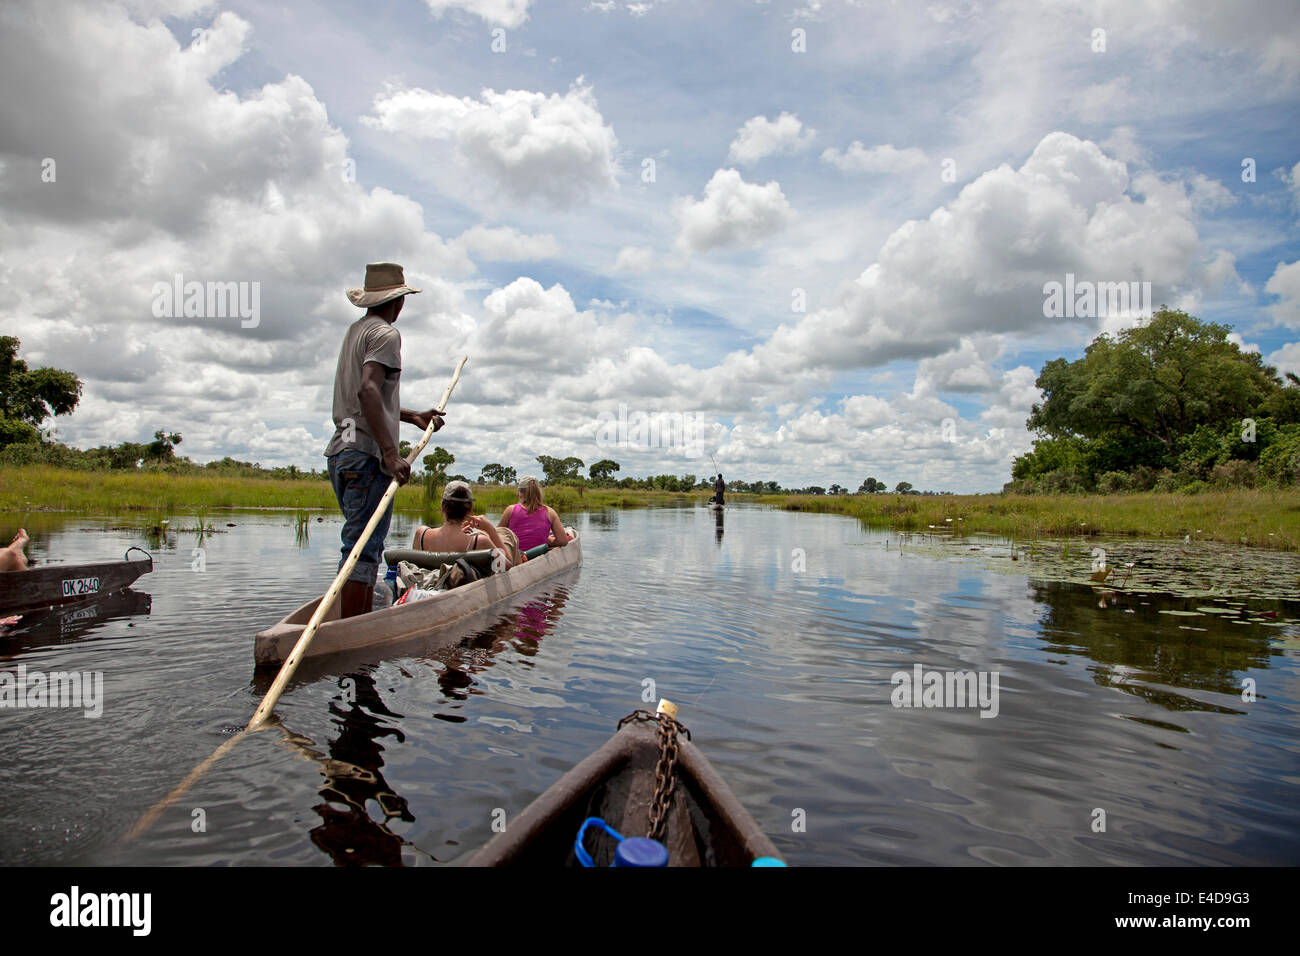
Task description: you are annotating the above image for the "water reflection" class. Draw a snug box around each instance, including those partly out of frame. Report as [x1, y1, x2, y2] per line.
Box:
[0, 588, 152, 654]
[1031, 581, 1276, 715]
[4, 509, 1298, 867]
[264, 590, 573, 866]
[284, 671, 417, 866]
[713, 506, 724, 545]
[425, 590, 571, 714]
[583, 511, 619, 532]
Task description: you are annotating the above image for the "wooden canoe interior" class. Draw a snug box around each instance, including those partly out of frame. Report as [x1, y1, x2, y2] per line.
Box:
[283, 596, 340, 626]
[467, 720, 780, 867]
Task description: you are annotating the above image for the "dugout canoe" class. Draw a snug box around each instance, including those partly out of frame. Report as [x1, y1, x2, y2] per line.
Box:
[0, 547, 153, 615]
[253, 534, 582, 668]
[466, 707, 784, 867]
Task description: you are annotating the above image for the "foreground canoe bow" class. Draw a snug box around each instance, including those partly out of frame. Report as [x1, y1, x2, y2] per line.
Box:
[0, 547, 152, 615]
[254, 534, 581, 667]
[467, 703, 784, 867]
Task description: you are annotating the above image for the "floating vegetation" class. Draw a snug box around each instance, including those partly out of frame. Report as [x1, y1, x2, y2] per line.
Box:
[893, 532, 1300, 602]
[293, 510, 311, 548]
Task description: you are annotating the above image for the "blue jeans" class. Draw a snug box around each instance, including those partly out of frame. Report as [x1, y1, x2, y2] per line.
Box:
[328, 449, 394, 585]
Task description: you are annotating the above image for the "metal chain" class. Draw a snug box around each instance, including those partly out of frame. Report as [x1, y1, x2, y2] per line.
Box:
[618, 710, 691, 842]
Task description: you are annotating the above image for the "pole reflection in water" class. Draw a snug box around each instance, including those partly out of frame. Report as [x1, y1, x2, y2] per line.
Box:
[272, 587, 573, 864]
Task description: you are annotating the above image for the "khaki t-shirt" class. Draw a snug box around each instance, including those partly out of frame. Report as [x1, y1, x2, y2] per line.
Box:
[324, 315, 402, 468]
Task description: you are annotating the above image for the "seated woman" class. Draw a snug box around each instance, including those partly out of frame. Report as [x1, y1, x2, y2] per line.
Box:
[499, 476, 571, 554]
[411, 481, 522, 568]
[0, 528, 29, 572]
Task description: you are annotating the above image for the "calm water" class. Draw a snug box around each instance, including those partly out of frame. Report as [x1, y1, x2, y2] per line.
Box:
[1, 505, 1297, 866]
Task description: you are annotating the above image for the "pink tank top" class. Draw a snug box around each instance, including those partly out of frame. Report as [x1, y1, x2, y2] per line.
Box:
[507, 504, 552, 551]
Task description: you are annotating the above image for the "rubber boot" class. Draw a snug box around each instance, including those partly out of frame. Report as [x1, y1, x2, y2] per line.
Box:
[340, 580, 373, 618]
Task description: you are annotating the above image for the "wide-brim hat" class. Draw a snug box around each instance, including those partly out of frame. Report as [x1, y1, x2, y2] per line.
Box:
[346, 262, 422, 308]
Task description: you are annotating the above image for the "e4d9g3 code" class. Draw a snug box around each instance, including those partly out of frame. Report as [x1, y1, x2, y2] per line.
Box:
[1199, 893, 1249, 904]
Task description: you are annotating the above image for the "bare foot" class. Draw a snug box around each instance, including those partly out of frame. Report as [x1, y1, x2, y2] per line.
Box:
[1, 528, 29, 572]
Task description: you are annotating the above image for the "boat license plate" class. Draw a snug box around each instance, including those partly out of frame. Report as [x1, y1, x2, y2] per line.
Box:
[61, 576, 101, 598]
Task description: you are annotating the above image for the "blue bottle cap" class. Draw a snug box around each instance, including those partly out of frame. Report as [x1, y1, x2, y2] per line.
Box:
[613, 837, 669, 867]
[751, 856, 787, 867]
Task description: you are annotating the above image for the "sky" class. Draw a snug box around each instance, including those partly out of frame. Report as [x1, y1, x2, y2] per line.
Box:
[1, 0, 1297, 492]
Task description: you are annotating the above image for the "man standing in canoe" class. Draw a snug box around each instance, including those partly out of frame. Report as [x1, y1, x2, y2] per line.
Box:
[325, 262, 444, 618]
[713, 473, 726, 506]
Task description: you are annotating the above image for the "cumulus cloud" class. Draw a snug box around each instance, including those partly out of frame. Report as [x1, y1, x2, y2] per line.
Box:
[841, 394, 893, 428]
[821, 141, 928, 174]
[0, 2, 1286, 494]
[1266, 341, 1300, 377]
[0, 1, 474, 457]
[424, 0, 531, 28]
[727, 112, 815, 165]
[469, 277, 622, 375]
[673, 169, 793, 252]
[1264, 259, 1300, 328]
[727, 132, 1223, 383]
[363, 81, 619, 206]
[916, 337, 1003, 393]
[452, 225, 559, 261]
[1226, 332, 1261, 354]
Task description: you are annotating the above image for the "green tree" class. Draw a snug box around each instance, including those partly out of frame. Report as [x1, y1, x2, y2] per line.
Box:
[894, 481, 913, 494]
[0, 418, 40, 449]
[1028, 308, 1277, 461]
[423, 446, 455, 483]
[858, 477, 884, 493]
[478, 462, 516, 484]
[589, 459, 621, 484]
[0, 335, 82, 430]
[146, 430, 182, 461]
[537, 454, 584, 484]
